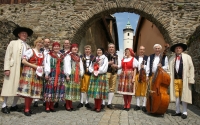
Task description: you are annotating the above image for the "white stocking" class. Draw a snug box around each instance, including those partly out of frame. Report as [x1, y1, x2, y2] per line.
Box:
[2, 97, 8, 108]
[182, 101, 188, 115]
[81, 93, 84, 104]
[108, 93, 114, 105]
[85, 93, 89, 104]
[102, 99, 105, 105]
[175, 98, 181, 113]
[12, 96, 19, 107]
[136, 96, 140, 106]
[142, 97, 147, 106]
[34, 99, 39, 102]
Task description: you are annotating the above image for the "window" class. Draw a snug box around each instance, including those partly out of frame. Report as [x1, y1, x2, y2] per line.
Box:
[127, 33, 129, 36]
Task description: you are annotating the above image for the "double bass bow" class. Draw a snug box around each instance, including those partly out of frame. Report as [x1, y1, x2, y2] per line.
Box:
[146, 44, 170, 115]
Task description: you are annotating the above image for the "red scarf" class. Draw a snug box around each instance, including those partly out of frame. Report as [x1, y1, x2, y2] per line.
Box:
[49, 51, 64, 88]
[70, 53, 80, 83]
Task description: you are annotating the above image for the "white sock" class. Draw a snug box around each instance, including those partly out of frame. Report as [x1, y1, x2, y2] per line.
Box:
[81, 93, 84, 104]
[142, 97, 146, 106]
[175, 98, 181, 113]
[85, 93, 89, 104]
[2, 97, 8, 108]
[12, 96, 19, 107]
[136, 97, 140, 106]
[102, 100, 105, 105]
[108, 93, 114, 105]
[34, 99, 39, 102]
[182, 101, 188, 115]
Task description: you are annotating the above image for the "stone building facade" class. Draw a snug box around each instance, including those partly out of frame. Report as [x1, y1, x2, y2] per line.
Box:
[0, 0, 200, 106]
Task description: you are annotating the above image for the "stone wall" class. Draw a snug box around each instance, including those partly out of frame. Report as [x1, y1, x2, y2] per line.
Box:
[188, 26, 200, 107]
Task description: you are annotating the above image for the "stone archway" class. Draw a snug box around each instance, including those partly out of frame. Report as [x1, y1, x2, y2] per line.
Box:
[70, 1, 172, 45]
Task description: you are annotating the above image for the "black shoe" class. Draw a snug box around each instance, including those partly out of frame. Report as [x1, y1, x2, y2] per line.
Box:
[134, 106, 140, 111]
[24, 111, 31, 116]
[123, 108, 127, 110]
[85, 103, 91, 109]
[141, 106, 147, 112]
[43, 102, 46, 106]
[54, 102, 59, 108]
[33, 101, 38, 107]
[71, 108, 76, 111]
[50, 109, 56, 112]
[10, 105, 21, 112]
[1, 106, 10, 114]
[91, 108, 97, 111]
[29, 110, 36, 114]
[101, 104, 105, 109]
[77, 103, 83, 108]
[181, 114, 187, 119]
[126, 108, 130, 111]
[107, 104, 114, 109]
[66, 108, 72, 111]
[172, 112, 182, 116]
[45, 109, 50, 113]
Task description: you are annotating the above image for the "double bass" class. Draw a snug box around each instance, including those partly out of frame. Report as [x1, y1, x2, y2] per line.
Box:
[146, 44, 170, 115]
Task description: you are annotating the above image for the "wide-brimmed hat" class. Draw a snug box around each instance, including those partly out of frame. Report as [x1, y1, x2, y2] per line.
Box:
[170, 43, 187, 52]
[13, 27, 33, 37]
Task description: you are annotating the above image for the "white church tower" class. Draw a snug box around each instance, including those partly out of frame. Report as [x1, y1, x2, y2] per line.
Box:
[123, 20, 134, 50]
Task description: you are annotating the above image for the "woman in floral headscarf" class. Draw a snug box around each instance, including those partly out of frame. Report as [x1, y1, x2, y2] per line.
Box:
[64, 43, 84, 111]
[117, 48, 138, 111]
[87, 48, 108, 112]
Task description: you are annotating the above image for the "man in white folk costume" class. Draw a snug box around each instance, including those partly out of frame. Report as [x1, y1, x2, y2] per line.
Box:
[169, 43, 195, 119]
[1, 27, 33, 114]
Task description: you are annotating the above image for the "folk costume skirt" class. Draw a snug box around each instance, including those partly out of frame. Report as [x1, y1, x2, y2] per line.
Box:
[87, 73, 108, 99]
[17, 66, 43, 99]
[43, 71, 65, 102]
[117, 70, 135, 95]
[65, 72, 81, 101]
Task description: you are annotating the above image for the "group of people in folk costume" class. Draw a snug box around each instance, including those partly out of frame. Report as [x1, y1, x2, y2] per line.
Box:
[1, 26, 194, 119]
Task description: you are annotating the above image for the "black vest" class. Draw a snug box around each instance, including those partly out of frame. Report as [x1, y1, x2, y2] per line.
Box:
[80, 54, 95, 75]
[174, 56, 183, 79]
[106, 53, 118, 74]
[149, 54, 166, 76]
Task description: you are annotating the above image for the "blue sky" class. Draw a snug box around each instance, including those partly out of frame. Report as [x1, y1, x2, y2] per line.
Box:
[113, 12, 139, 59]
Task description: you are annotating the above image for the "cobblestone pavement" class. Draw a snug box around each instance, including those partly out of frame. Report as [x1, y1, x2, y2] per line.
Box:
[0, 94, 200, 125]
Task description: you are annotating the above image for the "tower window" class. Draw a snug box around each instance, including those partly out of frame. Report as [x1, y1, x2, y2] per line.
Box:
[127, 33, 129, 36]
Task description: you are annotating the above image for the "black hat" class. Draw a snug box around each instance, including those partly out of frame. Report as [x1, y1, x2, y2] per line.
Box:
[170, 43, 187, 52]
[13, 27, 33, 37]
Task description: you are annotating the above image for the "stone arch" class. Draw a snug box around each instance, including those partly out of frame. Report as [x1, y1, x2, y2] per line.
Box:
[70, 1, 172, 45]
